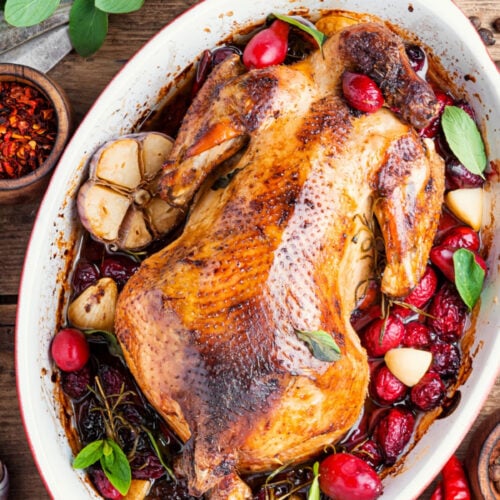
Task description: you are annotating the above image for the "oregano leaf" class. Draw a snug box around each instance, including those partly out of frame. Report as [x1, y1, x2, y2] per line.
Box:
[441, 105, 486, 178]
[69, 0, 108, 57]
[271, 12, 327, 50]
[295, 329, 341, 362]
[96, 0, 144, 14]
[100, 439, 131, 496]
[308, 462, 321, 500]
[453, 248, 485, 309]
[4, 0, 60, 27]
[73, 439, 104, 469]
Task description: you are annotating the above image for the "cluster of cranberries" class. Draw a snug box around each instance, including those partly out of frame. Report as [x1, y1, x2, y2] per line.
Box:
[49, 19, 488, 500]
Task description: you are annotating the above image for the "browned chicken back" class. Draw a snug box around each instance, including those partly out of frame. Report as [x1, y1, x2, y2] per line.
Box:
[115, 21, 444, 498]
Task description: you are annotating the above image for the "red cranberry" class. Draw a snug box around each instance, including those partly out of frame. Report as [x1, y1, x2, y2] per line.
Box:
[242, 20, 289, 69]
[427, 283, 468, 341]
[419, 91, 453, 138]
[393, 266, 438, 319]
[430, 342, 461, 379]
[351, 439, 384, 470]
[130, 451, 165, 480]
[410, 372, 446, 411]
[319, 453, 383, 500]
[72, 260, 100, 296]
[101, 254, 140, 288]
[435, 209, 464, 243]
[60, 364, 92, 400]
[88, 467, 123, 499]
[351, 304, 383, 332]
[361, 315, 405, 357]
[342, 71, 384, 113]
[370, 364, 407, 405]
[372, 407, 415, 465]
[403, 321, 432, 348]
[445, 158, 485, 190]
[51, 328, 90, 372]
[405, 44, 426, 72]
[439, 226, 480, 252]
[430, 245, 486, 283]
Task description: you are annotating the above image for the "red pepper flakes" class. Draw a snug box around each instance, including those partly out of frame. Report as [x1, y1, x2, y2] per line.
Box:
[0, 81, 57, 179]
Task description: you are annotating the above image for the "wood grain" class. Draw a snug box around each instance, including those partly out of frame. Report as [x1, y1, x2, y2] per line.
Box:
[0, 1, 498, 498]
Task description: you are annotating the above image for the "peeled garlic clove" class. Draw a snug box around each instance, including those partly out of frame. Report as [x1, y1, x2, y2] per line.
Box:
[384, 347, 433, 387]
[145, 196, 181, 235]
[445, 187, 483, 231]
[68, 277, 118, 332]
[123, 479, 151, 500]
[118, 206, 153, 250]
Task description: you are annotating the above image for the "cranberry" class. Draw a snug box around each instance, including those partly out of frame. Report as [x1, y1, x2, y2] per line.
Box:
[431, 342, 461, 379]
[211, 45, 242, 66]
[72, 260, 100, 296]
[88, 467, 123, 499]
[130, 451, 165, 480]
[98, 364, 130, 399]
[351, 439, 384, 470]
[439, 226, 480, 252]
[372, 407, 415, 465]
[403, 321, 432, 348]
[405, 44, 426, 72]
[361, 315, 405, 357]
[427, 283, 467, 341]
[101, 254, 139, 288]
[319, 453, 383, 500]
[435, 209, 464, 243]
[392, 266, 438, 319]
[410, 372, 446, 411]
[456, 100, 476, 120]
[370, 364, 407, 405]
[445, 158, 485, 190]
[430, 246, 486, 283]
[419, 91, 453, 138]
[242, 20, 289, 69]
[60, 364, 92, 400]
[342, 71, 384, 113]
[51, 328, 90, 372]
[351, 304, 383, 332]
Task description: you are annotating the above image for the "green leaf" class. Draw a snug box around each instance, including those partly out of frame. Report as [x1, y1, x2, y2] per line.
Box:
[453, 248, 485, 309]
[73, 439, 104, 469]
[441, 105, 487, 178]
[295, 329, 341, 362]
[4, 0, 60, 27]
[272, 12, 327, 50]
[308, 462, 321, 500]
[69, 0, 108, 57]
[96, 0, 144, 14]
[100, 439, 131, 496]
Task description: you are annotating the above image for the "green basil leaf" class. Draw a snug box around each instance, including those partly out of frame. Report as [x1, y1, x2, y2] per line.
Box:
[73, 439, 104, 469]
[96, 0, 144, 14]
[272, 12, 327, 50]
[441, 105, 486, 178]
[453, 248, 485, 309]
[4, 0, 60, 27]
[295, 329, 341, 362]
[308, 462, 321, 500]
[69, 0, 108, 57]
[100, 439, 131, 496]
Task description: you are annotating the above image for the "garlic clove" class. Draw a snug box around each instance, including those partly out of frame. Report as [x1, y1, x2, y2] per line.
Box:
[445, 187, 483, 231]
[68, 277, 118, 332]
[384, 347, 433, 387]
[141, 132, 173, 180]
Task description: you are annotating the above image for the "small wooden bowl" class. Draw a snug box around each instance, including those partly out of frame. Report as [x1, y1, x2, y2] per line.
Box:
[0, 63, 72, 204]
[465, 409, 500, 499]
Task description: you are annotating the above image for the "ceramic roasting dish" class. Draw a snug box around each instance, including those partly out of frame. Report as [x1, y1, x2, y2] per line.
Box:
[16, 0, 500, 498]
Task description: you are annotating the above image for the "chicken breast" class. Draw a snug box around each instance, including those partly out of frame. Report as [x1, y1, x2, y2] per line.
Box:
[115, 21, 444, 498]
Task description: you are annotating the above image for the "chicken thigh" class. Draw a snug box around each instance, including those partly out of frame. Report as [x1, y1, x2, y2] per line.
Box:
[115, 21, 445, 498]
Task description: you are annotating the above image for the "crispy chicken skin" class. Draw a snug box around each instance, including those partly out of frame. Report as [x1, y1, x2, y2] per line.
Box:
[115, 21, 444, 497]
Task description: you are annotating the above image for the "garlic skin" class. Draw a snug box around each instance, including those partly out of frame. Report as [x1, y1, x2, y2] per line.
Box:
[67, 277, 118, 332]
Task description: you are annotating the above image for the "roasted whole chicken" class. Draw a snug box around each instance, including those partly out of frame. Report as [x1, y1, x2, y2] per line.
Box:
[115, 21, 445, 498]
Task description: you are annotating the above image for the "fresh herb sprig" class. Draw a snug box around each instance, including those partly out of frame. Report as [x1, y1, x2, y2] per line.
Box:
[2, 0, 145, 56]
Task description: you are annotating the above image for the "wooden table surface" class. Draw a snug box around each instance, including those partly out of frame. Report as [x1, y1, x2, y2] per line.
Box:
[0, 1, 498, 498]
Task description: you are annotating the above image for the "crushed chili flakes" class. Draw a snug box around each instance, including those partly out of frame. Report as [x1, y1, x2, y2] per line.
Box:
[0, 81, 57, 179]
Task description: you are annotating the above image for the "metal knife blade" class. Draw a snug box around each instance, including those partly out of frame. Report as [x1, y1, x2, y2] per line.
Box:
[0, 24, 72, 73]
